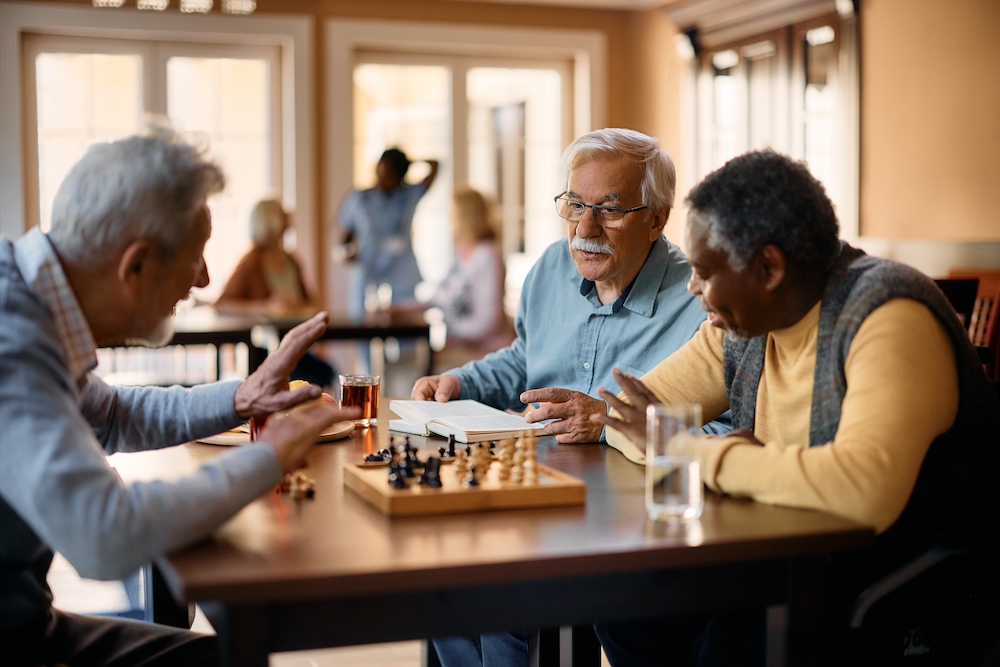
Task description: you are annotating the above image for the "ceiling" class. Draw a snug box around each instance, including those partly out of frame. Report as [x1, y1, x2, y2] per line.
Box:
[448, 0, 682, 9]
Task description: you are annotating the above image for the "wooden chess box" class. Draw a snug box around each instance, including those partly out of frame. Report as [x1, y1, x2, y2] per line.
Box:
[343, 458, 586, 517]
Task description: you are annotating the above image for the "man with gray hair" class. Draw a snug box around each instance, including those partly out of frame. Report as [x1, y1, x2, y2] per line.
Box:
[0, 132, 357, 666]
[421, 129, 722, 667]
[412, 128, 712, 446]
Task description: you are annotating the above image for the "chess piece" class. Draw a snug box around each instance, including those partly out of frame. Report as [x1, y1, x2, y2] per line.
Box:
[510, 435, 525, 484]
[387, 461, 407, 489]
[419, 456, 443, 488]
[447, 434, 457, 458]
[497, 437, 515, 481]
[453, 448, 468, 473]
[464, 465, 480, 488]
[438, 446, 447, 458]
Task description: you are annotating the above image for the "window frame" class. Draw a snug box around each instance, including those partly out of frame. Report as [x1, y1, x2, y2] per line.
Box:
[0, 3, 315, 286]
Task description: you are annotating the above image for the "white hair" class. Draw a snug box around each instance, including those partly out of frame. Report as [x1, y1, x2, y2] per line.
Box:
[249, 198, 288, 246]
[557, 128, 676, 211]
[48, 130, 225, 265]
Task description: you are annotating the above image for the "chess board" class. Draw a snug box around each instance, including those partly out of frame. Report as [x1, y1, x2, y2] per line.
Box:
[343, 458, 586, 517]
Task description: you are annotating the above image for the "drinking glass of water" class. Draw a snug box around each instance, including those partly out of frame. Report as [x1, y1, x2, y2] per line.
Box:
[645, 404, 704, 521]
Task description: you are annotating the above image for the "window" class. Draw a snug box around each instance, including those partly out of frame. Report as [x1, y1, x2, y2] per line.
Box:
[23, 35, 281, 303]
[676, 3, 860, 237]
[326, 19, 605, 318]
[351, 53, 572, 311]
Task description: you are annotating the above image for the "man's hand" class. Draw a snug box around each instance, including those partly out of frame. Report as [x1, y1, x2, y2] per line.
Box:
[411, 374, 461, 402]
[234, 312, 329, 419]
[520, 387, 606, 443]
[589, 368, 661, 449]
[260, 401, 360, 473]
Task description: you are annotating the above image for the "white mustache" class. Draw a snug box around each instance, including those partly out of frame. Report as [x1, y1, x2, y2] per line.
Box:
[572, 237, 614, 255]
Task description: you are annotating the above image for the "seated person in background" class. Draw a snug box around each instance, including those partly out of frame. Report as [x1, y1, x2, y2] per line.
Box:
[412, 128, 717, 444]
[423, 187, 511, 365]
[216, 197, 335, 388]
[0, 131, 358, 666]
[593, 150, 1000, 666]
[424, 128, 728, 667]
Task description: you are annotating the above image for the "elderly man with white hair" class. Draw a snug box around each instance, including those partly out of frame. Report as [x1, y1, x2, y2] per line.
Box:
[0, 131, 358, 666]
[421, 128, 727, 667]
[413, 128, 721, 446]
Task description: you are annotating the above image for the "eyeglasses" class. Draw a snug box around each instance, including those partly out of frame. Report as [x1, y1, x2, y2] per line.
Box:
[553, 196, 648, 229]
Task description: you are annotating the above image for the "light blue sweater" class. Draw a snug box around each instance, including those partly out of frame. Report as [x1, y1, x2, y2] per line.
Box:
[0, 238, 283, 634]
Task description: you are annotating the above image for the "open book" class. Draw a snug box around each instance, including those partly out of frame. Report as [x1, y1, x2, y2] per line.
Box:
[389, 399, 548, 443]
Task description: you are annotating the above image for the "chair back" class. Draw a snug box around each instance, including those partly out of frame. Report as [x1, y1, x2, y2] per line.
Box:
[933, 278, 978, 329]
[948, 268, 1000, 346]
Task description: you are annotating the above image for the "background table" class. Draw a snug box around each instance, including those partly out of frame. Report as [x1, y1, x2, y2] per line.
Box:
[110, 414, 873, 667]
[104, 308, 436, 381]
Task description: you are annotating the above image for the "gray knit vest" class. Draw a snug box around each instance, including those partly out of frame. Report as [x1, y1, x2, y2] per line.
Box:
[723, 242, 1000, 549]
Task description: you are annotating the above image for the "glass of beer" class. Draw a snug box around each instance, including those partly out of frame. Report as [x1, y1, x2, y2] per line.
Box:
[339, 374, 380, 426]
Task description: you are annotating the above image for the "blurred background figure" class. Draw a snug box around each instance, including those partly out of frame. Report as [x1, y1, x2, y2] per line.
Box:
[335, 148, 439, 322]
[216, 197, 334, 388]
[427, 187, 513, 368]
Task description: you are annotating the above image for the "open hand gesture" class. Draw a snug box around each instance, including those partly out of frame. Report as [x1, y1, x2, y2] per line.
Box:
[589, 368, 662, 449]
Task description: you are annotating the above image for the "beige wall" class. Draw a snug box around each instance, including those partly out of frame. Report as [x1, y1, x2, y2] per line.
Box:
[861, 0, 1000, 241]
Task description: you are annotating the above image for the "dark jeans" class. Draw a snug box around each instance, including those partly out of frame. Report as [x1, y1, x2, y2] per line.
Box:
[595, 610, 765, 667]
[433, 631, 531, 667]
[6, 609, 217, 667]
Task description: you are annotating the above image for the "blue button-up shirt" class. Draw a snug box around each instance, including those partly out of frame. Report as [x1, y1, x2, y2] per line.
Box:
[447, 236, 709, 414]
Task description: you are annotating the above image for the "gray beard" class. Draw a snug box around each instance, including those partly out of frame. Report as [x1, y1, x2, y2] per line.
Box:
[124, 317, 174, 348]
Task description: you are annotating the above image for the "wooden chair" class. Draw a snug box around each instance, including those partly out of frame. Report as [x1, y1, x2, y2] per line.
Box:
[932, 278, 978, 329]
[947, 268, 1000, 346]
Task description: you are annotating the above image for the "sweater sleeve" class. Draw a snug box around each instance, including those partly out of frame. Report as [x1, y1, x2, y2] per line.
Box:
[0, 330, 282, 582]
[605, 320, 730, 463]
[687, 299, 958, 533]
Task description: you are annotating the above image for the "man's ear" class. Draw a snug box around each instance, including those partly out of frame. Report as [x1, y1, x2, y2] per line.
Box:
[647, 207, 670, 240]
[117, 240, 155, 294]
[756, 244, 787, 292]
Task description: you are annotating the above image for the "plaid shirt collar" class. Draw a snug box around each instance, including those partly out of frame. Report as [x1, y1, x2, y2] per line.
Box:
[14, 228, 98, 382]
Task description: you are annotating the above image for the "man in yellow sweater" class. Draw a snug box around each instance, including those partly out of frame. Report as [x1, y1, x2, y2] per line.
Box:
[592, 150, 1000, 666]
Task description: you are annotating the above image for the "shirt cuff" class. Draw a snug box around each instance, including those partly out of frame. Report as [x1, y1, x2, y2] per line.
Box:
[685, 434, 748, 493]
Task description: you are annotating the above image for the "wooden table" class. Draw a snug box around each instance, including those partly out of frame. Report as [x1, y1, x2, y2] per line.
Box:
[110, 419, 873, 667]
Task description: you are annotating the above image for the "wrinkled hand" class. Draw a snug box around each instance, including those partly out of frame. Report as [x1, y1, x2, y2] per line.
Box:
[260, 401, 360, 473]
[589, 368, 661, 449]
[520, 387, 605, 443]
[234, 312, 329, 419]
[411, 374, 461, 402]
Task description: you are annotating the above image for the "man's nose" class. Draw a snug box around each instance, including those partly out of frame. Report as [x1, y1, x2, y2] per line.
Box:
[687, 273, 701, 295]
[575, 206, 603, 238]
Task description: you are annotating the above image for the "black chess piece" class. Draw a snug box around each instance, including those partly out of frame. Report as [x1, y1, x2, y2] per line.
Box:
[387, 461, 407, 489]
[438, 446, 447, 457]
[464, 465, 480, 489]
[447, 434, 457, 458]
[398, 455, 414, 479]
[420, 456, 443, 488]
[364, 452, 383, 463]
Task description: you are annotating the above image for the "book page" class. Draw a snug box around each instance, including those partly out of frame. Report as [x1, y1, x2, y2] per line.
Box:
[390, 399, 505, 421]
[437, 415, 543, 434]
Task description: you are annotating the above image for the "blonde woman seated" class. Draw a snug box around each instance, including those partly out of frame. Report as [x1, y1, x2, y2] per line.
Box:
[428, 188, 512, 363]
[216, 198, 316, 317]
[217, 198, 334, 387]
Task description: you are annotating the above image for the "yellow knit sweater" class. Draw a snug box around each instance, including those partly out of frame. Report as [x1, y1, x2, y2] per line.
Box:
[606, 298, 959, 533]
